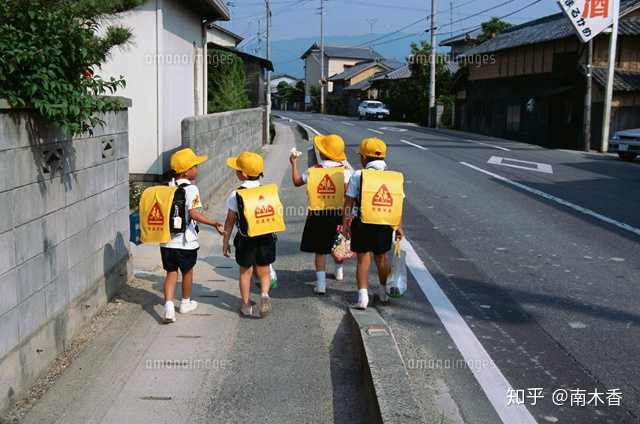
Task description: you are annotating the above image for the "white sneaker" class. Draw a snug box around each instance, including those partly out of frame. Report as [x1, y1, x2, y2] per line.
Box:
[335, 266, 344, 281]
[259, 295, 272, 317]
[378, 287, 390, 304]
[179, 299, 198, 314]
[352, 297, 368, 310]
[240, 303, 254, 317]
[314, 280, 327, 295]
[164, 302, 176, 323]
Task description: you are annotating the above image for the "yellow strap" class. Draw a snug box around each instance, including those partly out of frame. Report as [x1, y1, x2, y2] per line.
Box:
[394, 240, 401, 257]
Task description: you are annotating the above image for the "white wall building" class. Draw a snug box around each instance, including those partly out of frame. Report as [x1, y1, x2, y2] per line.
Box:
[270, 74, 300, 93]
[99, 0, 230, 178]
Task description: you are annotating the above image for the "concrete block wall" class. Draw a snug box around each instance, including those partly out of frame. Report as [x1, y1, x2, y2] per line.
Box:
[0, 101, 131, 414]
[182, 108, 264, 202]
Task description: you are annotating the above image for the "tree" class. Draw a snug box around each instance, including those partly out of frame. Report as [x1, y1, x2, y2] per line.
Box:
[0, 0, 144, 135]
[207, 48, 250, 113]
[387, 41, 453, 124]
[479, 17, 512, 42]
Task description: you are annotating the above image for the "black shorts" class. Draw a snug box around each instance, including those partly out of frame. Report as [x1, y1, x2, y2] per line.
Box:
[234, 233, 277, 268]
[160, 247, 199, 273]
[350, 217, 393, 255]
[300, 211, 342, 255]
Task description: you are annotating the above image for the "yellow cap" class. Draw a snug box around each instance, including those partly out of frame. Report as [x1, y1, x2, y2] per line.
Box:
[314, 134, 347, 162]
[226, 151, 264, 178]
[359, 137, 387, 159]
[170, 148, 208, 174]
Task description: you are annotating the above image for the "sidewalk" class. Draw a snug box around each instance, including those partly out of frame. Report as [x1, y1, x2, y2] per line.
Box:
[15, 122, 370, 424]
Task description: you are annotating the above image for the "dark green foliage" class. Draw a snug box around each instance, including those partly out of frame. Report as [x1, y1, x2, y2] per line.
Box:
[479, 17, 512, 42]
[380, 41, 452, 124]
[0, 0, 143, 135]
[207, 48, 250, 113]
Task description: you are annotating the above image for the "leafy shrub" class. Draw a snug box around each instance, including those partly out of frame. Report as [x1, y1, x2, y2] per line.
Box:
[0, 0, 143, 135]
[207, 48, 250, 113]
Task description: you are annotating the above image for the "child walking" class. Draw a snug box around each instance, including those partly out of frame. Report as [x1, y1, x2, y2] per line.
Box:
[290, 134, 352, 295]
[223, 152, 278, 317]
[161, 148, 225, 323]
[343, 138, 404, 310]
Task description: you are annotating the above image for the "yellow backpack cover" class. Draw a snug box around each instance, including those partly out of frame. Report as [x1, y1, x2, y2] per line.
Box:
[237, 184, 286, 237]
[360, 169, 404, 227]
[307, 167, 346, 211]
[139, 186, 177, 244]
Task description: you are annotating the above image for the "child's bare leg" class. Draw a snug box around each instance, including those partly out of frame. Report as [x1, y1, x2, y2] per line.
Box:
[373, 253, 390, 287]
[315, 254, 326, 272]
[164, 271, 178, 303]
[239, 266, 253, 306]
[356, 253, 372, 290]
[181, 268, 194, 299]
[255, 265, 271, 296]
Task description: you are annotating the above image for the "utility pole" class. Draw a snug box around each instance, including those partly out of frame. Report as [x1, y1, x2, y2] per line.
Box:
[601, 0, 620, 153]
[265, 0, 272, 144]
[583, 39, 593, 152]
[428, 0, 437, 127]
[320, 0, 326, 114]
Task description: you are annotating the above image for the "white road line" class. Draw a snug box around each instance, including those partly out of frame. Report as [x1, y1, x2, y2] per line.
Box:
[488, 156, 553, 174]
[460, 162, 640, 237]
[400, 139, 428, 150]
[466, 139, 511, 152]
[367, 128, 385, 135]
[286, 117, 321, 135]
[342, 122, 355, 126]
[401, 238, 538, 424]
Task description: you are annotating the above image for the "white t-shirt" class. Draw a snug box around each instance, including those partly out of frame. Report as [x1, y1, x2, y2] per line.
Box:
[161, 179, 203, 250]
[346, 160, 388, 217]
[301, 159, 353, 185]
[225, 180, 262, 213]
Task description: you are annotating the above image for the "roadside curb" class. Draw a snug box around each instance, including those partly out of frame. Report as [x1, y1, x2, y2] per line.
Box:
[349, 307, 424, 424]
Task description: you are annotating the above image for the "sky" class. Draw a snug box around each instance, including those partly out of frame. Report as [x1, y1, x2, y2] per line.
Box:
[221, 0, 564, 74]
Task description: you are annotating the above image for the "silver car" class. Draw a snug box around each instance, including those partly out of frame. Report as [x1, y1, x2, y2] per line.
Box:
[610, 128, 640, 162]
[358, 100, 390, 120]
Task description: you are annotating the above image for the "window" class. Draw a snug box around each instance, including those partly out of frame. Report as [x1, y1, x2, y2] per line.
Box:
[506, 105, 521, 132]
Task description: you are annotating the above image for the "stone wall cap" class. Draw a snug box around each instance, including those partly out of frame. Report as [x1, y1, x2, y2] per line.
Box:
[0, 96, 132, 110]
[182, 107, 263, 124]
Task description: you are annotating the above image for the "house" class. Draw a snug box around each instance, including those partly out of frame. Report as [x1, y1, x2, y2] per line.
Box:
[208, 23, 243, 48]
[439, 28, 483, 58]
[451, 0, 640, 150]
[271, 74, 300, 93]
[300, 44, 384, 109]
[328, 59, 401, 115]
[98, 0, 230, 179]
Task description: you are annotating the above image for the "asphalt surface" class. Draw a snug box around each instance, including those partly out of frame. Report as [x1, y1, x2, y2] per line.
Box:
[280, 111, 640, 424]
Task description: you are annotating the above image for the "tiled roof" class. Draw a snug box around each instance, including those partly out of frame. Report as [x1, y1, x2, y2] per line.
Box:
[462, 0, 640, 56]
[620, 17, 640, 35]
[329, 59, 400, 82]
[301, 44, 384, 60]
[345, 79, 373, 91]
[590, 68, 640, 92]
[440, 28, 483, 47]
[372, 64, 412, 81]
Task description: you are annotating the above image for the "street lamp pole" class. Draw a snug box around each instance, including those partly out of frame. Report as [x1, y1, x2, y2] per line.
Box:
[320, 0, 326, 114]
[429, 0, 437, 127]
[601, 0, 620, 153]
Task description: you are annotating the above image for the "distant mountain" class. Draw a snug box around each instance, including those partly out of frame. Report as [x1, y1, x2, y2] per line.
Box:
[258, 33, 426, 78]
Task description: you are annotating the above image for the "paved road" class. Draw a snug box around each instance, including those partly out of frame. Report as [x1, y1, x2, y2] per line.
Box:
[280, 111, 640, 424]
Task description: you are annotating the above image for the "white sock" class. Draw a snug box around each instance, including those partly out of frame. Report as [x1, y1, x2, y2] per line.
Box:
[261, 292, 269, 298]
[181, 298, 190, 304]
[165, 300, 174, 307]
[358, 288, 369, 302]
[316, 271, 326, 284]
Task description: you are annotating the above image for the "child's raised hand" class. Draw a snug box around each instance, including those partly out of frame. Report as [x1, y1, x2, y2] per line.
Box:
[213, 222, 225, 236]
[223, 243, 231, 258]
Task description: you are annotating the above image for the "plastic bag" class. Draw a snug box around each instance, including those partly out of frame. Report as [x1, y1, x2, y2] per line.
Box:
[386, 241, 407, 298]
[254, 264, 278, 289]
[332, 225, 355, 262]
